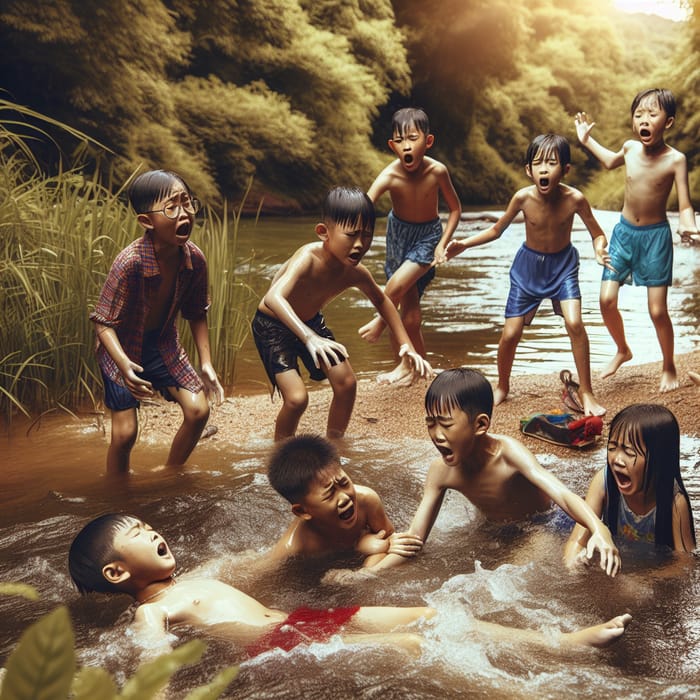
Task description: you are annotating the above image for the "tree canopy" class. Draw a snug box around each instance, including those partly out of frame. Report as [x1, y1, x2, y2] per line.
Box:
[1, 0, 697, 210]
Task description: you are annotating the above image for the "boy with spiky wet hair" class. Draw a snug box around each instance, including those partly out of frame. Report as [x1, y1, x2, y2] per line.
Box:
[377, 368, 621, 576]
[359, 107, 461, 364]
[265, 434, 422, 567]
[447, 134, 610, 415]
[253, 186, 431, 441]
[90, 170, 223, 474]
[575, 88, 699, 393]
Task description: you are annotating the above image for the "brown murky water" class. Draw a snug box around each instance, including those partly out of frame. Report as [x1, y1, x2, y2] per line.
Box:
[1, 211, 699, 697]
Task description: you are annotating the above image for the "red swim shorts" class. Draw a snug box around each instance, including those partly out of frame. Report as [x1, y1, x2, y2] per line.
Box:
[246, 606, 361, 657]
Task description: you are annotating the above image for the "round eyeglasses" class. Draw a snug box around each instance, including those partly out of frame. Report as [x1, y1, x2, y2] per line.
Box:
[144, 198, 201, 219]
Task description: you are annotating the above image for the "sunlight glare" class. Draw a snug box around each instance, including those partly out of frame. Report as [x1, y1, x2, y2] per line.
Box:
[613, 0, 691, 21]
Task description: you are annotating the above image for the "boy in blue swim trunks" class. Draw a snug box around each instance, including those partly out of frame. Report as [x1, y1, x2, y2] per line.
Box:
[575, 88, 699, 393]
[90, 170, 224, 474]
[447, 134, 610, 415]
[253, 186, 431, 441]
[358, 108, 461, 366]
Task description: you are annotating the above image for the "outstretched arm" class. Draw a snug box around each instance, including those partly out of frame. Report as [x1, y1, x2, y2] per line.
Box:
[366, 462, 447, 572]
[563, 468, 606, 569]
[445, 191, 523, 260]
[574, 112, 625, 170]
[509, 442, 620, 576]
[574, 195, 615, 272]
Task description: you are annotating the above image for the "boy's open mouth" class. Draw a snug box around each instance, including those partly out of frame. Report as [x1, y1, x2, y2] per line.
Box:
[403, 154, 414, 165]
[349, 251, 362, 262]
[176, 222, 192, 238]
[639, 128, 651, 138]
[339, 503, 355, 521]
[435, 444, 453, 459]
[539, 178, 549, 187]
[157, 541, 169, 556]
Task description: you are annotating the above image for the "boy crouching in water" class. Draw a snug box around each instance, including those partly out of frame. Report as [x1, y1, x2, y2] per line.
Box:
[264, 434, 422, 569]
[378, 368, 621, 576]
[68, 514, 631, 659]
[253, 186, 432, 441]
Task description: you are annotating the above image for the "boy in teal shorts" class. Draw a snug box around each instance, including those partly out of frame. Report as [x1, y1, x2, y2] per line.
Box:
[575, 88, 699, 392]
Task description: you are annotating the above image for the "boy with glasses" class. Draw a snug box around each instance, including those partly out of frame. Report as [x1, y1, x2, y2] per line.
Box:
[90, 170, 223, 474]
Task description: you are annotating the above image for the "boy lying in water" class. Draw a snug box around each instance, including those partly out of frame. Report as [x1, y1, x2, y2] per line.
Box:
[68, 514, 631, 658]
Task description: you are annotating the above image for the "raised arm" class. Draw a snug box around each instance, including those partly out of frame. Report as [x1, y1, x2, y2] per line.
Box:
[574, 112, 625, 170]
[509, 441, 620, 576]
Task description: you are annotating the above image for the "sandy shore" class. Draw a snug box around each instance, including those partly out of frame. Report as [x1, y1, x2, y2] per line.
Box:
[144, 350, 700, 455]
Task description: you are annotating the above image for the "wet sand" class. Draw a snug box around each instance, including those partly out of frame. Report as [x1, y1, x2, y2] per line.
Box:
[144, 350, 700, 455]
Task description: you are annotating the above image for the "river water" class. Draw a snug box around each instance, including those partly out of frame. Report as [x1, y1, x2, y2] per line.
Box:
[1, 210, 699, 698]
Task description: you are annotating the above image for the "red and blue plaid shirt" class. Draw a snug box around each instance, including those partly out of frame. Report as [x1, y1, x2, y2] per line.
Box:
[90, 234, 210, 394]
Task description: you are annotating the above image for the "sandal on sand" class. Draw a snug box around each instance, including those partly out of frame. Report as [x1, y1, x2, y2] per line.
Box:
[560, 369, 584, 414]
[520, 411, 603, 448]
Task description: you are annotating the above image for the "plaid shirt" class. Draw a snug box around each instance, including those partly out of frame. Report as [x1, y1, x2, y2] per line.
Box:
[90, 234, 210, 394]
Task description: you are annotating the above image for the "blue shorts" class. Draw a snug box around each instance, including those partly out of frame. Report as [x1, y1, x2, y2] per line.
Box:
[252, 310, 344, 394]
[385, 210, 442, 297]
[101, 330, 180, 411]
[505, 243, 580, 325]
[602, 216, 673, 287]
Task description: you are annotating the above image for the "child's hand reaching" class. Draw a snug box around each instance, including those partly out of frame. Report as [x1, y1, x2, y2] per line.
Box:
[585, 530, 621, 578]
[304, 333, 349, 369]
[386, 531, 423, 558]
[678, 228, 700, 245]
[445, 238, 469, 261]
[201, 363, 224, 405]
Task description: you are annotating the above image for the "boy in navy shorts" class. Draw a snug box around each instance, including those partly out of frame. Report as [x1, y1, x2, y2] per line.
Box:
[90, 170, 223, 473]
[447, 134, 610, 415]
[575, 88, 699, 392]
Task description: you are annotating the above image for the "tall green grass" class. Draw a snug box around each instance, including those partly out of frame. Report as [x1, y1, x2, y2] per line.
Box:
[0, 102, 256, 426]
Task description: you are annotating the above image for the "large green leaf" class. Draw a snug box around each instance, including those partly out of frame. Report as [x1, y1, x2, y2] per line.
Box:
[0, 606, 75, 700]
[71, 667, 117, 700]
[118, 640, 206, 700]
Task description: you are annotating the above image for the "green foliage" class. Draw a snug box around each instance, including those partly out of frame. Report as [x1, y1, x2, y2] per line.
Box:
[0, 101, 256, 422]
[0, 596, 239, 699]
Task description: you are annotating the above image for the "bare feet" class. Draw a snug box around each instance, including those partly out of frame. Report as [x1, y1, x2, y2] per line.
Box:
[564, 613, 632, 648]
[376, 358, 416, 387]
[689, 370, 700, 386]
[493, 386, 508, 406]
[601, 349, 633, 379]
[659, 369, 679, 393]
[358, 316, 386, 343]
[580, 391, 606, 417]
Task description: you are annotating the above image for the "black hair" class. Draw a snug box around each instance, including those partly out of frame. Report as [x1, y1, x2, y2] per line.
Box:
[127, 170, 193, 215]
[525, 133, 571, 168]
[630, 88, 676, 119]
[68, 514, 138, 595]
[424, 367, 494, 420]
[391, 107, 430, 138]
[604, 404, 695, 549]
[322, 186, 375, 233]
[267, 434, 340, 503]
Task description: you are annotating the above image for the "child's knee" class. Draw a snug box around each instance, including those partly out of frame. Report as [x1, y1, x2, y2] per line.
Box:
[282, 386, 309, 414]
[182, 394, 210, 426]
[565, 318, 585, 338]
[331, 370, 357, 398]
[110, 414, 138, 450]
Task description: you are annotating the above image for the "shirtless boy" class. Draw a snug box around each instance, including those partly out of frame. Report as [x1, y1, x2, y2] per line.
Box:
[68, 514, 631, 658]
[359, 107, 461, 359]
[447, 134, 609, 415]
[253, 186, 431, 441]
[90, 170, 223, 473]
[264, 434, 422, 568]
[575, 88, 699, 392]
[378, 368, 621, 576]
